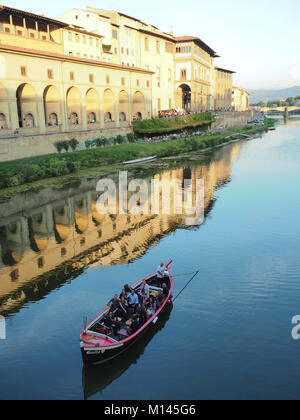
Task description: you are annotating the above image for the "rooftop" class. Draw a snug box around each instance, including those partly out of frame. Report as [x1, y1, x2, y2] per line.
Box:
[0, 4, 68, 27]
[175, 36, 218, 57]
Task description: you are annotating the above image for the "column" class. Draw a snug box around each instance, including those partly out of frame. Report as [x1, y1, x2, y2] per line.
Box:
[37, 98, 46, 134]
[115, 100, 120, 127]
[8, 95, 19, 132]
[81, 104, 87, 131]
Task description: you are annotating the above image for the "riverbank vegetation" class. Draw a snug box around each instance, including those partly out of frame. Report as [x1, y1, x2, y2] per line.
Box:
[0, 118, 276, 190]
[132, 112, 214, 135]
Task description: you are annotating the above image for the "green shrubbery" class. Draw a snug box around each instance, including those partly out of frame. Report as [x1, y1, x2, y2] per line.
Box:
[132, 112, 214, 135]
[0, 131, 233, 189]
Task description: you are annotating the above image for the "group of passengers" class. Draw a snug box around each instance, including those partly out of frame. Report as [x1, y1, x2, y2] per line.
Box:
[102, 274, 169, 339]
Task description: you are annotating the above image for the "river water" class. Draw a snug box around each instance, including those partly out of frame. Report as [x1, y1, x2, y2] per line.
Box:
[0, 116, 300, 400]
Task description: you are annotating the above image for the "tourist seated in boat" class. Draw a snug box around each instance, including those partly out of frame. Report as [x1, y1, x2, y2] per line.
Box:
[116, 296, 129, 321]
[135, 302, 147, 325]
[145, 296, 157, 320]
[123, 284, 132, 294]
[120, 288, 130, 300]
[126, 314, 140, 335]
[102, 312, 121, 336]
[107, 294, 121, 315]
[156, 290, 165, 307]
[140, 280, 150, 300]
[162, 283, 169, 297]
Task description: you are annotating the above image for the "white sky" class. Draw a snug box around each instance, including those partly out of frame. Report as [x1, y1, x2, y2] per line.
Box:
[4, 0, 300, 90]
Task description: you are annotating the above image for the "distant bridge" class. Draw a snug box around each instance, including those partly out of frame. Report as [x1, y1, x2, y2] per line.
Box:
[261, 106, 300, 114]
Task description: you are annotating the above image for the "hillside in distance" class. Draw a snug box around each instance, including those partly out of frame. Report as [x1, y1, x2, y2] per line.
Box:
[249, 86, 300, 104]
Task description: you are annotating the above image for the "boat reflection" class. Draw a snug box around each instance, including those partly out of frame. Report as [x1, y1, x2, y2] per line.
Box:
[82, 302, 173, 400]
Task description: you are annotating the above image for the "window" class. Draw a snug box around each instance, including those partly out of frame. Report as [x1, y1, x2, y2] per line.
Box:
[168, 68, 172, 81]
[114, 48, 117, 54]
[89, 37, 93, 46]
[70, 72, 75, 81]
[156, 40, 160, 54]
[89, 74, 94, 83]
[165, 42, 173, 53]
[121, 77, 125, 86]
[169, 98, 172, 109]
[112, 29, 118, 39]
[42, 35, 47, 41]
[137, 80, 140, 87]
[20, 66, 27, 76]
[82, 36, 86, 44]
[157, 81, 160, 88]
[96, 39, 99, 47]
[106, 75, 110, 84]
[156, 67, 161, 79]
[146, 80, 150, 88]
[126, 48, 129, 55]
[10, 269, 19, 281]
[145, 37, 149, 52]
[121, 47, 124, 54]
[47, 69, 54, 79]
[4, 27, 10, 33]
[61, 248, 66, 256]
[30, 32, 35, 39]
[80, 238, 86, 246]
[158, 98, 161, 110]
[180, 69, 187, 81]
[17, 30, 22, 36]
[75, 33, 80, 43]
[38, 257, 44, 269]
[68, 32, 72, 41]
[69, 51, 73, 56]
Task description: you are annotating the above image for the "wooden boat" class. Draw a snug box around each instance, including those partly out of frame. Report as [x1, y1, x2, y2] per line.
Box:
[82, 302, 173, 399]
[79, 260, 173, 365]
[123, 156, 157, 165]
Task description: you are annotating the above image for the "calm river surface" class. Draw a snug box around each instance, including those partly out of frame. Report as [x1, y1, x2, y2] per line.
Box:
[0, 116, 300, 400]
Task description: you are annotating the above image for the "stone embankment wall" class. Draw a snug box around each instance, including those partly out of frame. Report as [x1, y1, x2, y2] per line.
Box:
[0, 125, 131, 162]
[212, 111, 255, 129]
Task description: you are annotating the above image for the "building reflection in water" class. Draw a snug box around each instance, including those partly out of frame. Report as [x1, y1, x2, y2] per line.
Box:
[0, 142, 242, 316]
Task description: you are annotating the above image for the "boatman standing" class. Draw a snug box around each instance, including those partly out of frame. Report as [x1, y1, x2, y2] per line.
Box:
[157, 262, 168, 287]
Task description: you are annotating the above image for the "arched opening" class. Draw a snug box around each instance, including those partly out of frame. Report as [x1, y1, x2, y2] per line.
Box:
[103, 89, 115, 123]
[43, 85, 61, 126]
[132, 91, 145, 120]
[0, 83, 9, 129]
[104, 112, 112, 122]
[86, 88, 100, 124]
[118, 90, 129, 123]
[16, 83, 38, 128]
[66, 87, 81, 125]
[70, 112, 79, 125]
[0, 113, 7, 129]
[119, 112, 126, 122]
[24, 113, 35, 128]
[175, 84, 191, 111]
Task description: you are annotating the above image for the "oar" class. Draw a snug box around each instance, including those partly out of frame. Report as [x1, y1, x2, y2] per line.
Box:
[173, 270, 200, 302]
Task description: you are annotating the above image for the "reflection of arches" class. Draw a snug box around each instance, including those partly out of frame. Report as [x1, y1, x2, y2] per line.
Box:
[86, 89, 100, 124]
[43, 85, 61, 126]
[53, 205, 72, 242]
[16, 83, 38, 128]
[74, 198, 89, 234]
[175, 84, 191, 111]
[118, 90, 129, 122]
[133, 91, 145, 120]
[103, 89, 115, 122]
[104, 112, 112, 122]
[0, 113, 7, 129]
[67, 87, 81, 125]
